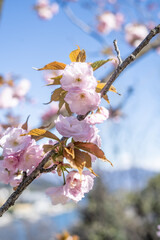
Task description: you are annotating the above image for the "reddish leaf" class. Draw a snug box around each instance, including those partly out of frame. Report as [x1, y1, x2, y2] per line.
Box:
[21, 115, 30, 131]
[63, 148, 92, 174]
[45, 87, 64, 104]
[65, 102, 72, 115]
[74, 142, 113, 166]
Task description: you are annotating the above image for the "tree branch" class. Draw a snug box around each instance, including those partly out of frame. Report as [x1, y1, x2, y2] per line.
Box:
[0, 24, 160, 217]
[100, 24, 160, 96]
[101, 31, 160, 84]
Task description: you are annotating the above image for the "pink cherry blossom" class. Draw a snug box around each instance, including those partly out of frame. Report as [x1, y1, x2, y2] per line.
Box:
[9, 173, 23, 187]
[0, 161, 23, 187]
[97, 11, 124, 34]
[19, 142, 44, 174]
[35, 0, 59, 20]
[46, 186, 69, 205]
[0, 127, 32, 156]
[157, 225, 160, 237]
[0, 87, 19, 109]
[41, 103, 59, 122]
[125, 23, 148, 47]
[0, 124, 4, 138]
[65, 88, 101, 115]
[87, 126, 101, 162]
[0, 161, 10, 185]
[86, 106, 109, 125]
[89, 126, 101, 147]
[63, 171, 95, 202]
[55, 115, 94, 141]
[3, 154, 21, 172]
[13, 79, 30, 99]
[60, 62, 97, 91]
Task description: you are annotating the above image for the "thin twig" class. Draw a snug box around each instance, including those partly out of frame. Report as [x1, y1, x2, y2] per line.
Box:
[101, 32, 160, 83]
[113, 39, 122, 65]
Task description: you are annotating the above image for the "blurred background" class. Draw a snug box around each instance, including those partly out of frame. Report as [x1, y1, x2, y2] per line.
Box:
[0, 0, 160, 239]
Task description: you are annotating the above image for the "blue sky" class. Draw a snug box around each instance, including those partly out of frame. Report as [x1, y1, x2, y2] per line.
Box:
[1, 0, 160, 171]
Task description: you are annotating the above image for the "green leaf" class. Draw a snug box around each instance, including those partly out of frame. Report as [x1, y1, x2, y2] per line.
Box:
[91, 59, 113, 71]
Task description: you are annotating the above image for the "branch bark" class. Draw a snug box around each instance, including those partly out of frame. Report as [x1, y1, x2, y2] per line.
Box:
[0, 24, 160, 217]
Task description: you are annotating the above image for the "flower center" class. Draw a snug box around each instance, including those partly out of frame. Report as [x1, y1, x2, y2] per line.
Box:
[76, 78, 81, 82]
[12, 140, 19, 146]
[80, 93, 85, 99]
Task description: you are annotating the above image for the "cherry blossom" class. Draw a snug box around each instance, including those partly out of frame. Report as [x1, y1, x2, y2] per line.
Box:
[0, 161, 23, 187]
[63, 171, 95, 202]
[87, 126, 101, 162]
[86, 106, 109, 125]
[19, 142, 44, 174]
[97, 11, 124, 34]
[65, 88, 101, 115]
[35, 0, 59, 20]
[13, 79, 30, 99]
[125, 23, 148, 47]
[0, 127, 32, 156]
[3, 154, 21, 172]
[46, 186, 69, 205]
[46, 171, 95, 204]
[60, 62, 97, 91]
[0, 79, 30, 109]
[0, 87, 19, 109]
[157, 225, 160, 238]
[41, 103, 59, 122]
[55, 115, 94, 142]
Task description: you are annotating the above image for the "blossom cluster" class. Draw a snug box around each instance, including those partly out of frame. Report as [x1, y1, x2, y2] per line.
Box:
[0, 78, 30, 109]
[35, 0, 59, 20]
[0, 127, 43, 187]
[97, 11, 124, 34]
[125, 23, 148, 47]
[0, 48, 112, 205]
[60, 62, 101, 115]
[45, 60, 110, 203]
[46, 171, 95, 204]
